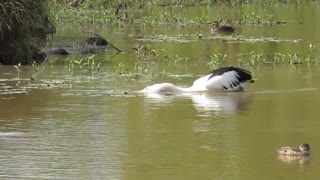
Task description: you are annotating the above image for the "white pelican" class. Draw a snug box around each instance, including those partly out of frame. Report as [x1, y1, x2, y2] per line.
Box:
[141, 67, 254, 93]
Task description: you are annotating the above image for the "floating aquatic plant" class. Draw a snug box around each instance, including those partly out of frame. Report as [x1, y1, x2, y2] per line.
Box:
[207, 53, 227, 68]
[113, 60, 152, 80]
[133, 44, 161, 61]
[237, 13, 274, 26]
[306, 43, 317, 66]
[14, 63, 22, 78]
[248, 51, 263, 66]
[70, 54, 102, 72]
[287, 53, 302, 65]
[173, 55, 189, 64]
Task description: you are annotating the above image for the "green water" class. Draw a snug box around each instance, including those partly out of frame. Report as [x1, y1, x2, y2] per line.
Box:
[1, 4, 320, 180]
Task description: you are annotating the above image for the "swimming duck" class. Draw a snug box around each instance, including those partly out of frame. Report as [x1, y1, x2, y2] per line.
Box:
[85, 37, 108, 46]
[141, 67, 254, 94]
[211, 20, 235, 34]
[277, 144, 311, 156]
[85, 34, 108, 46]
[46, 48, 69, 55]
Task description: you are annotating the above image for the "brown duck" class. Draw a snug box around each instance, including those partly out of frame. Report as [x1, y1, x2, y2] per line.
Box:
[277, 144, 311, 156]
[211, 20, 235, 34]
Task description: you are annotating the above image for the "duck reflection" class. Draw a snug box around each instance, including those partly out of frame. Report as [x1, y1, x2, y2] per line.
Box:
[277, 155, 310, 167]
[142, 92, 251, 117]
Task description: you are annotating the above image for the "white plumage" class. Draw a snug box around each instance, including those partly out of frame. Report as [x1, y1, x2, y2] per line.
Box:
[141, 67, 254, 93]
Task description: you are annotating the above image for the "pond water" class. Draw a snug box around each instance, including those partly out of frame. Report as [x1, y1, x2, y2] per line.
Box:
[1, 3, 320, 180]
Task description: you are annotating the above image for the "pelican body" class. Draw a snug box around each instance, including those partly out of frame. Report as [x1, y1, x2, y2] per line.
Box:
[277, 144, 311, 156]
[141, 67, 254, 94]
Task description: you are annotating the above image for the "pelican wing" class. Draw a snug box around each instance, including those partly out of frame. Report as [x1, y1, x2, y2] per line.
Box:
[205, 71, 240, 91]
[205, 67, 253, 91]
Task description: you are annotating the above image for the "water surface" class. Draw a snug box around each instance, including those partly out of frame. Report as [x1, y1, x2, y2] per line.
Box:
[1, 3, 320, 180]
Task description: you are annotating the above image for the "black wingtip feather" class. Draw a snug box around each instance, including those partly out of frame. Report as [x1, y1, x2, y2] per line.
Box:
[208, 67, 253, 83]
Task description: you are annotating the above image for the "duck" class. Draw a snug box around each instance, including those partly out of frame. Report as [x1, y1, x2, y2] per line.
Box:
[85, 34, 108, 46]
[211, 20, 235, 34]
[46, 48, 69, 55]
[141, 67, 254, 94]
[277, 144, 311, 156]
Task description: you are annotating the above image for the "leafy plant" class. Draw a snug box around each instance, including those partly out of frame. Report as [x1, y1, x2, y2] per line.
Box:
[173, 55, 189, 64]
[14, 63, 22, 78]
[207, 53, 227, 68]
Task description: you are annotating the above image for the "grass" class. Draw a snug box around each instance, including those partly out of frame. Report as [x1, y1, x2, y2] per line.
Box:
[51, 0, 316, 28]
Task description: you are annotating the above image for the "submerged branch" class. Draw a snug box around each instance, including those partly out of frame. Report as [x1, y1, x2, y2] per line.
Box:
[94, 33, 122, 53]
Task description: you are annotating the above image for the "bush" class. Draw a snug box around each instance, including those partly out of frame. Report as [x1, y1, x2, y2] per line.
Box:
[0, 0, 53, 65]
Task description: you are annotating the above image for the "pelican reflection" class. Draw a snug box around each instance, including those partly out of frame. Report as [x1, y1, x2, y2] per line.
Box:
[142, 92, 251, 117]
[190, 92, 250, 117]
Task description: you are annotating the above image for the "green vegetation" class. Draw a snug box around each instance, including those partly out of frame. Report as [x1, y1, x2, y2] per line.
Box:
[109, 42, 319, 81]
[67, 54, 102, 72]
[46, 1, 320, 79]
[120, 45, 158, 78]
[2, 0, 319, 67]
[2, 0, 320, 95]
[14, 63, 22, 78]
[208, 53, 227, 68]
[63, 0, 320, 9]
[236, 44, 319, 67]
[51, 0, 318, 27]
